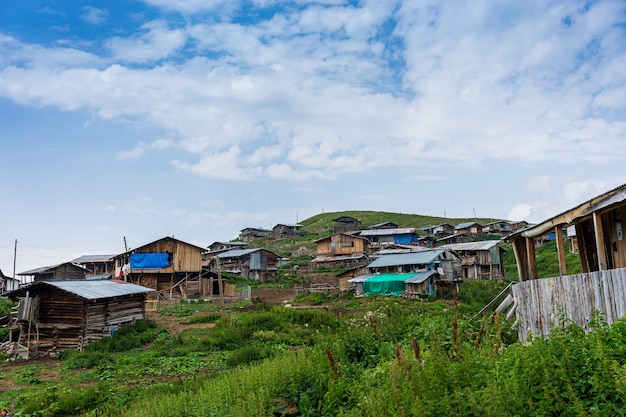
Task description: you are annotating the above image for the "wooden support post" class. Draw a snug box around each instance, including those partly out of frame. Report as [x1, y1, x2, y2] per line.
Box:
[593, 212, 608, 271]
[575, 223, 590, 273]
[555, 225, 567, 276]
[526, 237, 537, 279]
[512, 239, 527, 281]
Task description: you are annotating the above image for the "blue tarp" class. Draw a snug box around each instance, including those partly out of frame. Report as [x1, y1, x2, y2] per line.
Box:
[393, 234, 420, 245]
[130, 253, 171, 269]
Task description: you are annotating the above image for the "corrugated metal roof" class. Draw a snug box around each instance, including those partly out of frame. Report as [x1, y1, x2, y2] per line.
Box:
[440, 240, 502, 251]
[367, 249, 444, 268]
[18, 262, 88, 276]
[455, 222, 480, 230]
[216, 248, 263, 258]
[312, 254, 367, 263]
[348, 274, 374, 283]
[71, 254, 116, 264]
[404, 270, 437, 284]
[46, 280, 153, 299]
[359, 228, 416, 236]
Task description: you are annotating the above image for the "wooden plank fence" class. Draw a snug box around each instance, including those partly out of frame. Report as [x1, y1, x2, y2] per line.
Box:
[511, 267, 626, 342]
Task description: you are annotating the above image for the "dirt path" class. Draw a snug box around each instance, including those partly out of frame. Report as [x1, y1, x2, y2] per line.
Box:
[251, 287, 296, 305]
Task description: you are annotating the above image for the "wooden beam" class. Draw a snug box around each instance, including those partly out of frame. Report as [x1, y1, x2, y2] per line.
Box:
[526, 237, 537, 279]
[512, 239, 527, 281]
[593, 212, 608, 271]
[575, 223, 590, 273]
[555, 225, 567, 276]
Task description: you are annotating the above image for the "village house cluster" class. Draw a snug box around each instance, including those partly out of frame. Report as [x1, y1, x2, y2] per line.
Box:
[6, 179, 624, 358]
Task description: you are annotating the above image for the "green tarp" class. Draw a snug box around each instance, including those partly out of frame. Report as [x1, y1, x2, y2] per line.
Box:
[363, 273, 414, 296]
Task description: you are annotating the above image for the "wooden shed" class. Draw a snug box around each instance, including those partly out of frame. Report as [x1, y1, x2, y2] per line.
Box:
[440, 240, 506, 280]
[213, 248, 280, 282]
[333, 216, 362, 233]
[4, 280, 153, 358]
[273, 223, 304, 240]
[239, 227, 273, 243]
[111, 236, 207, 298]
[17, 262, 90, 283]
[1, 268, 20, 294]
[500, 184, 626, 341]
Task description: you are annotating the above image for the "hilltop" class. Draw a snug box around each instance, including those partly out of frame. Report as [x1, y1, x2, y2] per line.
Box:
[246, 210, 500, 256]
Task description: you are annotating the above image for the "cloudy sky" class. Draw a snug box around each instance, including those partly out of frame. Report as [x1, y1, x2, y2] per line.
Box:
[1, 0, 626, 274]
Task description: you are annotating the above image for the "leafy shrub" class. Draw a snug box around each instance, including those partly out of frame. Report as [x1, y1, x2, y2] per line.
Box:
[227, 345, 264, 367]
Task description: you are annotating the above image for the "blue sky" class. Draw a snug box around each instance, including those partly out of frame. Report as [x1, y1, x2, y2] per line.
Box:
[1, 0, 626, 274]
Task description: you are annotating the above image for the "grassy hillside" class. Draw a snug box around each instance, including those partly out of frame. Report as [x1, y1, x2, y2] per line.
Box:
[299, 210, 499, 236]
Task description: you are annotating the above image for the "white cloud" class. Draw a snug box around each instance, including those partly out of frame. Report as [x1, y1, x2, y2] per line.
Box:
[105, 20, 186, 63]
[0, 0, 625, 184]
[507, 173, 626, 223]
[81, 7, 109, 25]
[116, 138, 175, 159]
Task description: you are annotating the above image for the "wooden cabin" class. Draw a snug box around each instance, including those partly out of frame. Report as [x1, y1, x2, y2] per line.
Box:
[482, 221, 513, 237]
[454, 222, 483, 238]
[239, 227, 272, 243]
[311, 233, 369, 270]
[206, 241, 248, 253]
[359, 227, 419, 250]
[333, 216, 361, 233]
[273, 223, 304, 240]
[71, 254, 116, 278]
[213, 248, 279, 282]
[502, 184, 626, 341]
[421, 224, 455, 239]
[111, 237, 207, 298]
[1, 268, 20, 294]
[440, 240, 505, 280]
[17, 262, 89, 283]
[5, 280, 152, 358]
[366, 249, 462, 283]
[370, 221, 399, 230]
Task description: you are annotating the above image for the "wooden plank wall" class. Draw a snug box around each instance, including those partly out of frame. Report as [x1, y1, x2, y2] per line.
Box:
[511, 267, 626, 342]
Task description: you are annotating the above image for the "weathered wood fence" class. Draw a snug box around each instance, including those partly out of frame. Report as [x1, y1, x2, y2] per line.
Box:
[511, 267, 626, 342]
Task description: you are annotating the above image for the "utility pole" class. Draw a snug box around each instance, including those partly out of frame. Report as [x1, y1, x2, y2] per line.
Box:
[13, 239, 17, 279]
[123, 236, 128, 252]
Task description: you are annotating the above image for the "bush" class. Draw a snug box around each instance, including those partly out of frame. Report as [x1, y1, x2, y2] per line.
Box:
[227, 345, 264, 367]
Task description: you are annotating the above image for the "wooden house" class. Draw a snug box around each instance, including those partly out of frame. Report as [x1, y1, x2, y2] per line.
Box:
[366, 249, 462, 283]
[273, 223, 304, 240]
[370, 221, 399, 230]
[421, 224, 455, 239]
[17, 262, 89, 283]
[439, 240, 505, 280]
[454, 222, 483, 238]
[239, 227, 273, 243]
[5, 280, 152, 358]
[213, 248, 279, 282]
[502, 183, 626, 341]
[71, 254, 115, 278]
[1, 269, 20, 294]
[436, 233, 473, 245]
[111, 237, 207, 298]
[482, 221, 513, 237]
[206, 241, 248, 253]
[333, 216, 361, 233]
[359, 227, 419, 249]
[310, 233, 369, 270]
